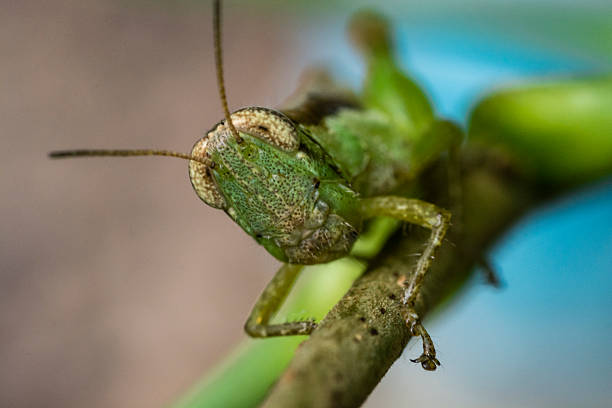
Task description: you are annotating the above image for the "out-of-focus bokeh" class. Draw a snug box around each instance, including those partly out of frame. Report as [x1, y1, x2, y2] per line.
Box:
[1, 1, 611, 407]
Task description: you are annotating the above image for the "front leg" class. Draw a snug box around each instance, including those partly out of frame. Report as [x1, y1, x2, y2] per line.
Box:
[245, 263, 316, 337]
[360, 196, 451, 370]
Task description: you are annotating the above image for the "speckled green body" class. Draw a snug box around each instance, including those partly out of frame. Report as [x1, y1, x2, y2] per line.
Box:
[188, 11, 458, 265]
[189, 100, 448, 264]
[202, 115, 361, 264]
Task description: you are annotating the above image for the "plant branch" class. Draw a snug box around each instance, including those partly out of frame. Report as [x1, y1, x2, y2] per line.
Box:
[261, 150, 537, 408]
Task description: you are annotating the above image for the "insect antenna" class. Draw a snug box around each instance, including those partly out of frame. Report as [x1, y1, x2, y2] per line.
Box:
[48, 149, 209, 165]
[213, 0, 241, 143]
[48, 0, 234, 164]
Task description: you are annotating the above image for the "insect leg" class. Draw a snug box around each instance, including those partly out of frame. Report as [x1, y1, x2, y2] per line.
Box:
[360, 196, 451, 370]
[478, 256, 503, 288]
[244, 263, 316, 337]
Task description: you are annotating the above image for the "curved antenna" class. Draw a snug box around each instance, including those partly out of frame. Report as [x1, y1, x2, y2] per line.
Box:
[213, 0, 242, 143]
[49, 1, 239, 165]
[48, 149, 209, 166]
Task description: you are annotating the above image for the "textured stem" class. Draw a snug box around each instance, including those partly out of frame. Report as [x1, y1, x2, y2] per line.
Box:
[261, 151, 536, 408]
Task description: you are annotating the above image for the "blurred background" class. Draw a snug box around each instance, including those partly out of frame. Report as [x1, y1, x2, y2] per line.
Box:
[1, 0, 611, 407]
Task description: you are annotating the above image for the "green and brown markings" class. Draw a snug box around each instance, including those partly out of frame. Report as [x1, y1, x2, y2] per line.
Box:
[49, 0, 465, 371]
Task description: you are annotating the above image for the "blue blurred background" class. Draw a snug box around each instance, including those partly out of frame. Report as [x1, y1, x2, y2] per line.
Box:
[359, 4, 612, 407]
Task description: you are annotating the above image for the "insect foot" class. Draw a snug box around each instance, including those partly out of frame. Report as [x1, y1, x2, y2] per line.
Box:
[404, 309, 440, 371]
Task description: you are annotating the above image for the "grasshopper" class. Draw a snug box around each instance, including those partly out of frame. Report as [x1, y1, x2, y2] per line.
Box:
[49, 0, 466, 371]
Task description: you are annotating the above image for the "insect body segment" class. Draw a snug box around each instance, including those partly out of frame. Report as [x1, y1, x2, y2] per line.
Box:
[190, 107, 361, 264]
[189, 107, 301, 210]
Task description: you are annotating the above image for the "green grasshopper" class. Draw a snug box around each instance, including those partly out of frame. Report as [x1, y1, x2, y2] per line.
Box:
[50, 0, 466, 371]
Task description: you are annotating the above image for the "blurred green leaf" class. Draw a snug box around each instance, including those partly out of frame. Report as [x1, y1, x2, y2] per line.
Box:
[469, 76, 612, 186]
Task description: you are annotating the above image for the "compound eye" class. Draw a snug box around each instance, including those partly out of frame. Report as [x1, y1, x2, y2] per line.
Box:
[189, 138, 227, 209]
[229, 107, 299, 151]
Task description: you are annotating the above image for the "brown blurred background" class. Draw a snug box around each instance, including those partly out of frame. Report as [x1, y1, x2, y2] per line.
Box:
[1, 1, 312, 406]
